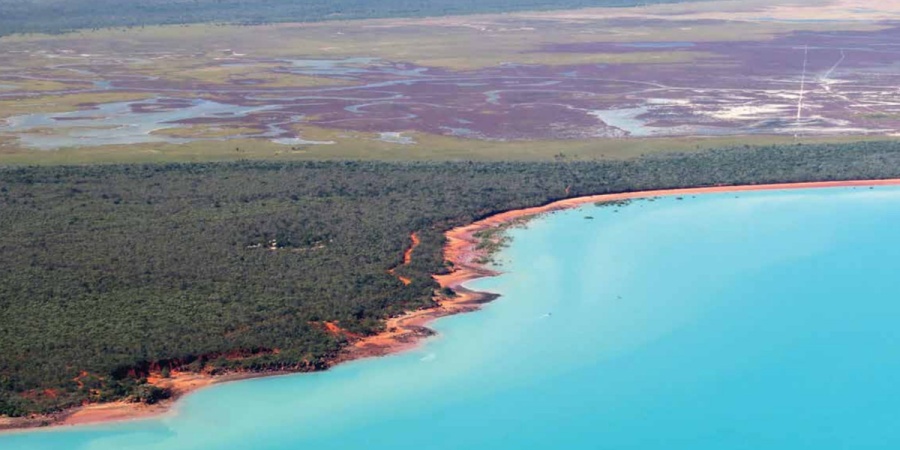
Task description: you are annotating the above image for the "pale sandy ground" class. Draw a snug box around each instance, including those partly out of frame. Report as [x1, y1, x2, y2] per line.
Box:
[463, 0, 900, 25]
[292, 0, 900, 31]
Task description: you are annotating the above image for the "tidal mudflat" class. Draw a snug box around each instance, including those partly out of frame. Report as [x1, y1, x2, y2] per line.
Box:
[2, 0, 900, 157]
[5, 184, 900, 449]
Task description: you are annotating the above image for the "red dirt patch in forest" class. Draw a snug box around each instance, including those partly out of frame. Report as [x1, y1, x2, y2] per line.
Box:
[388, 232, 420, 285]
[321, 321, 364, 340]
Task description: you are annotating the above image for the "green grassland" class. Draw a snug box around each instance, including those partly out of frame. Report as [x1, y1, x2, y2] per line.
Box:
[2, 133, 896, 165]
[0, 0, 704, 37]
[1, 8, 875, 72]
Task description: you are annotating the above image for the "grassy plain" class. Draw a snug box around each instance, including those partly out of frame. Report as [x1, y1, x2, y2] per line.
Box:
[1, 11, 882, 70]
[1, 133, 895, 165]
[0, 92, 154, 120]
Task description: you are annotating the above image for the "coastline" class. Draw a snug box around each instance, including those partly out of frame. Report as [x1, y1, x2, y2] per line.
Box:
[4, 178, 900, 433]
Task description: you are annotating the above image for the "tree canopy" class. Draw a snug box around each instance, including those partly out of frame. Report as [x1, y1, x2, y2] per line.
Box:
[2, 141, 900, 415]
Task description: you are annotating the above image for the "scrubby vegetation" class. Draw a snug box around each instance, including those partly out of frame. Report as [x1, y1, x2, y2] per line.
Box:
[3, 141, 900, 415]
[0, 0, 692, 36]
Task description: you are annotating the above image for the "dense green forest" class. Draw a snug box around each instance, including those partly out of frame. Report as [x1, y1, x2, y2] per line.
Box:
[3, 141, 900, 416]
[0, 0, 692, 36]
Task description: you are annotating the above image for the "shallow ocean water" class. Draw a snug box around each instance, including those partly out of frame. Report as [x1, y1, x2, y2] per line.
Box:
[5, 186, 900, 449]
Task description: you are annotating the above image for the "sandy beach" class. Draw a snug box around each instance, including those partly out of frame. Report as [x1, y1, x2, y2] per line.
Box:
[4, 178, 900, 433]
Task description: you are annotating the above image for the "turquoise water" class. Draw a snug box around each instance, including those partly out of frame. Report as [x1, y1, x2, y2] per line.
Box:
[6, 186, 900, 449]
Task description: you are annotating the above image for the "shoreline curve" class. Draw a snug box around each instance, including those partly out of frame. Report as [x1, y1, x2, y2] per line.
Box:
[4, 178, 900, 433]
